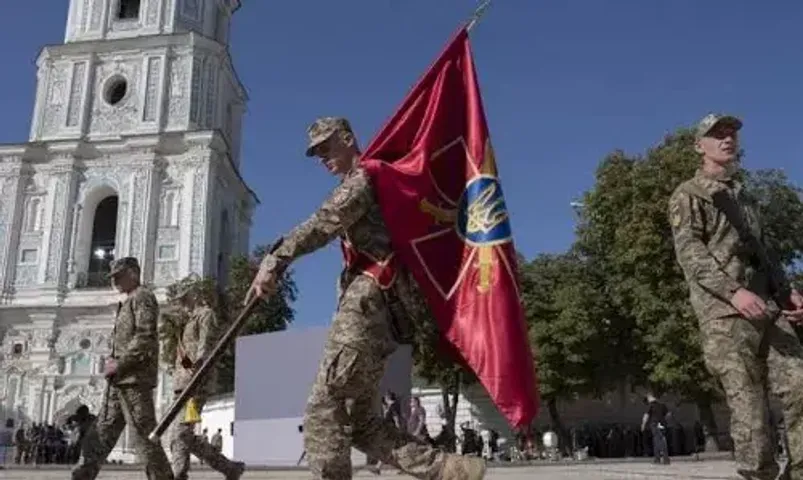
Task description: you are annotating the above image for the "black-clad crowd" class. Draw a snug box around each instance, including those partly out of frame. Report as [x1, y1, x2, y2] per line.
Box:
[510, 420, 708, 461]
[0, 404, 96, 465]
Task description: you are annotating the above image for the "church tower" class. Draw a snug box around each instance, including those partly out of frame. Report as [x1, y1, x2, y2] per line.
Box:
[0, 0, 255, 460]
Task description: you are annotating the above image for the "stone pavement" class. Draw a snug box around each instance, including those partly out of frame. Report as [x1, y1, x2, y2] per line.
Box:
[0, 460, 743, 480]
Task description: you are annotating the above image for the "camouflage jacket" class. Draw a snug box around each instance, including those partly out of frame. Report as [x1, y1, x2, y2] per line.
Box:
[260, 167, 428, 343]
[112, 285, 160, 388]
[668, 168, 790, 321]
[173, 305, 218, 394]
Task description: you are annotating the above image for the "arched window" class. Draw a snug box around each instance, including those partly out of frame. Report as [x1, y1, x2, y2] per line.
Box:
[86, 196, 119, 287]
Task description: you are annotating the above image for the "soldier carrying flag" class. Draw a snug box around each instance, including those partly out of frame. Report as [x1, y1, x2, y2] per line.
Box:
[246, 7, 537, 480]
[246, 115, 486, 480]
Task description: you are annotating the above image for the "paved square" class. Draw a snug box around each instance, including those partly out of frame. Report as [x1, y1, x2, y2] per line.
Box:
[0, 460, 742, 479]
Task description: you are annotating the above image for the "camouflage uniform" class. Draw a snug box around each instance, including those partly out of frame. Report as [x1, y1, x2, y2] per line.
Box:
[257, 117, 485, 479]
[73, 257, 174, 480]
[669, 114, 803, 480]
[170, 302, 244, 480]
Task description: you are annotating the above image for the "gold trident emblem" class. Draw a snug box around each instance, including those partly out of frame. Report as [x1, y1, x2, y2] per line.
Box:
[417, 138, 503, 293]
[465, 182, 509, 235]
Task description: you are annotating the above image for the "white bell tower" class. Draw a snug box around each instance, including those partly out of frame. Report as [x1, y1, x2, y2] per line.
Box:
[0, 0, 255, 460]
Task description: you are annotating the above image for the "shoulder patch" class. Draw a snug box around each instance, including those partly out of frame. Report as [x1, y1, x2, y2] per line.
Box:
[670, 202, 682, 229]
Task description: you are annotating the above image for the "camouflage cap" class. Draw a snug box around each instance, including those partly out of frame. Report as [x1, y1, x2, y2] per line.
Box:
[305, 117, 352, 157]
[107, 257, 140, 278]
[696, 113, 742, 139]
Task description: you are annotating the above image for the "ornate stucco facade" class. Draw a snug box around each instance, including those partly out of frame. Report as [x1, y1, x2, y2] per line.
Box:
[0, 0, 255, 460]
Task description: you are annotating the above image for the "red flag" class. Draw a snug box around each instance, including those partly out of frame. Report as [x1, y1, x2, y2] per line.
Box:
[360, 27, 539, 428]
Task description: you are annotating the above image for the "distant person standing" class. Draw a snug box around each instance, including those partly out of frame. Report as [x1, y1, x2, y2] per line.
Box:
[641, 394, 670, 465]
[407, 397, 428, 441]
[669, 113, 803, 480]
[211, 429, 223, 454]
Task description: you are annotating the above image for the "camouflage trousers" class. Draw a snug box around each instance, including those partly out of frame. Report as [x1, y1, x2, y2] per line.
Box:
[700, 313, 803, 480]
[303, 276, 446, 480]
[170, 394, 239, 480]
[72, 384, 173, 480]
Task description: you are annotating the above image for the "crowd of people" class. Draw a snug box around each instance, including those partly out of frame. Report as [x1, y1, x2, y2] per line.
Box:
[0, 407, 94, 466]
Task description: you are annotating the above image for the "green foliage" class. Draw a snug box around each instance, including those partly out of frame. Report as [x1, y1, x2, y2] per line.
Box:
[215, 244, 297, 393]
[743, 169, 803, 267]
[159, 275, 221, 368]
[160, 241, 297, 394]
[519, 252, 614, 403]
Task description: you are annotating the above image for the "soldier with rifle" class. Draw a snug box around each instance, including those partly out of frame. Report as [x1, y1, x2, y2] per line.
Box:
[669, 113, 803, 480]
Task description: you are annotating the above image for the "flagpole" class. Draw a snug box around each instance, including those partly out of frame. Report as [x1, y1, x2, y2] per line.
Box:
[466, 0, 492, 32]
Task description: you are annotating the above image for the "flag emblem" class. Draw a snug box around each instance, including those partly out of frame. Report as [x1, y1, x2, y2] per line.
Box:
[414, 137, 516, 297]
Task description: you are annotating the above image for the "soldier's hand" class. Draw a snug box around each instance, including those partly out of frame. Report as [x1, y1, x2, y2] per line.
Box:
[180, 356, 193, 370]
[731, 288, 768, 320]
[244, 266, 278, 305]
[781, 289, 803, 322]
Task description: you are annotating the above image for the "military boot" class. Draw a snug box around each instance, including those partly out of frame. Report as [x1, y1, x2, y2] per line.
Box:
[226, 461, 245, 480]
[439, 454, 486, 480]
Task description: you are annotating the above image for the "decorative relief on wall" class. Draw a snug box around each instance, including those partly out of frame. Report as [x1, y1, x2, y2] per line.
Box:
[54, 327, 112, 356]
[159, 189, 179, 228]
[66, 61, 88, 128]
[128, 170, 147, 260]
[155, 261, 178, 285]
[143, 57, 162, 122]
[182, 0, 202, 22]
[89, 0, 103, 31]
[89, 59, 142, 136]
[42, 62, 70, 137]
[44, 174, 69, 284]
[188, 57, 202, 125]
[203, 58, 217, 127]
[146, 0, 161, 26]
[189, 165, 206, 274]
[79, 0, 91, 33]
[167, 54, 190, 130]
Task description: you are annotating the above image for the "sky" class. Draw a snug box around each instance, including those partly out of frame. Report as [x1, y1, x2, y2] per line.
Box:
[1, 1, 802, 328]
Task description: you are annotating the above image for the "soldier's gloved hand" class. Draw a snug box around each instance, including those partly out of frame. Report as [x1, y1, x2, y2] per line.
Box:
[731, 288, 768, 320]
[781, 289, 803, 322]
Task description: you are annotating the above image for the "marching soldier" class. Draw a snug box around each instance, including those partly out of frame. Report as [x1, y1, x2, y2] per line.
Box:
[246, 117, 486, 479]
[169, 281, 245, 480]
[72, 257, 174, 480]
[669, 113, 803, 480]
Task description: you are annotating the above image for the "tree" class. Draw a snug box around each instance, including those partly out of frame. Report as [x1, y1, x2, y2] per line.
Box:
[519, 252, 613, 452]
[159, 241, 297, 394]
[574, 128, 803, 451]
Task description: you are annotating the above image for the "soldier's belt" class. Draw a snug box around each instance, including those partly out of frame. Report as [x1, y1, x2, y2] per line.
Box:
[340, 240, 398, 289]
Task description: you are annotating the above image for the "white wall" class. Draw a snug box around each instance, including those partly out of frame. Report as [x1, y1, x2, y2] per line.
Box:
[200, 395, 235, 459]
[230, 328, 413, 466]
